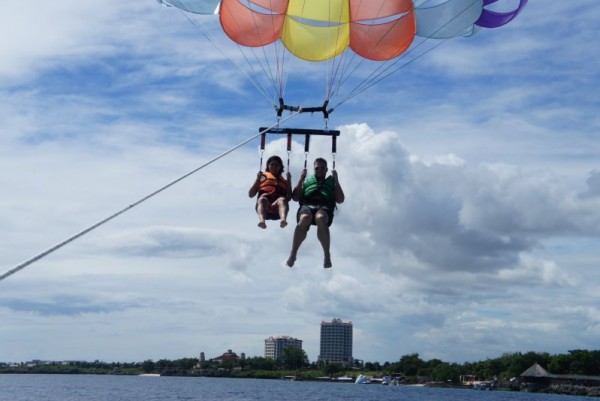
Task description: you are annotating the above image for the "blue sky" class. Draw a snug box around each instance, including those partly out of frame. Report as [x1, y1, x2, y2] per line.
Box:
[1, 1, 599, 365]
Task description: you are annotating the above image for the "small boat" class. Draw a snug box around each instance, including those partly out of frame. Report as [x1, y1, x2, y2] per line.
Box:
[381, 376, 392, 385]
[473, 381, 495, 390]
[355, 374, 371, 384]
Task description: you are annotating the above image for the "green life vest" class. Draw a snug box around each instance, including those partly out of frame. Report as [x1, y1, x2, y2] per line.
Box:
[302, 175, 335, 205]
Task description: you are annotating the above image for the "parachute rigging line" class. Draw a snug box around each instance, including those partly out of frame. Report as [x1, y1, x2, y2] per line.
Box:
[284, 0, 497, 116]
[333, 35, 452, 110]
[226, 10, 281, 101]
[331, 0, 488, 110]
[326, 0, 392, 102]
[160, 0, 527, 120]
[0, 113, 301, 284]
[173, 5, 277, 108]
[333, 0, 415, 99]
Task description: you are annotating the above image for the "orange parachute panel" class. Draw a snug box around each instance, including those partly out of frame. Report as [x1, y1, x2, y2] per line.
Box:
[350, 0, 415, 61]
[220, 0, 287, 47]
[350, 0, 410, 21]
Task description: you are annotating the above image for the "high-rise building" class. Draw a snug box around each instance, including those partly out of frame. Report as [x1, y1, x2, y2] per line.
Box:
[264, 336, 303, 361]
[318, 318, 353, 366]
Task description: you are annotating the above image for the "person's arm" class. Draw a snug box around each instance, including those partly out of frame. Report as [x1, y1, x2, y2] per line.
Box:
[248, 172, 262, 198]
[291, 169, 307, 202]
[332, 170, 345, 204]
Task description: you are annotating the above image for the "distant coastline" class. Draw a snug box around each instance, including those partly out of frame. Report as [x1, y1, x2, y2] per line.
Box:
[3, 349, 600, 398]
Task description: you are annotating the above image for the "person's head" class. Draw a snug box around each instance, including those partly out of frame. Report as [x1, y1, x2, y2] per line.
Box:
[313, 157, 328, 178]
[265, 155, 284, 175]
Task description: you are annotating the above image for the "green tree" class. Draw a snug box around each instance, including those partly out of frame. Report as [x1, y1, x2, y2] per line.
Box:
[322, 363, 343, 376]
[246, 357, 276, 370]
[155, 359, 171, 373]
[419, 358, 443, 377]
[141, 360, 155, 373]
[399, 353, 423, 376]
[506, 352, 550, 378]
[568, 349, 600, 375]
[239, 353, 247, 369]
[364, 361, 381, 371]
[281, 347, 309, 370]
[173, 358, 197, 371]
[432, 362, 461, 383]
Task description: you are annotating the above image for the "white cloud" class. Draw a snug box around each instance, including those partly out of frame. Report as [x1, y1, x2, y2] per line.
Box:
[1, 1, 121, 81]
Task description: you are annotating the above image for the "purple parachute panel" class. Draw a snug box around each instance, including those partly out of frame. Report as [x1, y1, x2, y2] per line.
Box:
[476, 0, 528, 28]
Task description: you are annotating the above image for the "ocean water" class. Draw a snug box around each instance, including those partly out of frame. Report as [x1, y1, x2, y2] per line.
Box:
[0, 375, 593, 401]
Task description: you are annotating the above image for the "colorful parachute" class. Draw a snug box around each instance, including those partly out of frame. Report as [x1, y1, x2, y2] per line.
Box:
[158, 0, 527, 114]
[159, 0, 526, 61]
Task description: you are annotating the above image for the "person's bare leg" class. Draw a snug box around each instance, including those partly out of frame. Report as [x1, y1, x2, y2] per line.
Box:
[278, 198, 288, 228]
[257, 197, 268, 229]
[315, 212, 331, 268]
[286, 215, 310, 267]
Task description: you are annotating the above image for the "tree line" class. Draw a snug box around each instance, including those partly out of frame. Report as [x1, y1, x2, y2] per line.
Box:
[370, 349, 600, 383]
[2, 349, 599, 382]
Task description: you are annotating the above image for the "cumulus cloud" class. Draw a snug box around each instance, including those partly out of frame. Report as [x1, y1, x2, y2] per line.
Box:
[580, 170, 600, 199]
[1, 1, 122, 82]
[330, 124, 600, 282]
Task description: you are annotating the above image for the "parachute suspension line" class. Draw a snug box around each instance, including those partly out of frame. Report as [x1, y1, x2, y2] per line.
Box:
[330, 52, 366, 100]
[303, 134, 310, 170]
[174, 7, 275, 108]
[259, 131, 267, 170]
[241, 45, 279, 103]
[324, 1, 349, 103]
[340, 0, 407, 89]
[330, 38, 379, 105]
[331, 133, 338, 170]
[286, 132, 292, 173]
[326, 0, 390, 101]
[259, 127, 340, 170]
[268, 0, 289, 101]
[328, 1, 412, 107]
[332, 52, 402, 108]
[270, 2, 333, 120]
[279, 0, 306, 102]
[219, 0, 280, 103]
[334, 35, 453, 110]
[278, 37, 292, 102]
[246, 0, 286, 101]
[326, 33, 350, 102]
[0, 113, 302, 284]
[332, 0, 482, 110]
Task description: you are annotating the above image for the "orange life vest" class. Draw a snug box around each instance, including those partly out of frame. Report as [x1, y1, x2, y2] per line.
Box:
[258, 171, 288, 198]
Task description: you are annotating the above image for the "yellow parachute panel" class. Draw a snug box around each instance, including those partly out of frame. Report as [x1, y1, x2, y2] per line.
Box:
[282, 0, 349, 61]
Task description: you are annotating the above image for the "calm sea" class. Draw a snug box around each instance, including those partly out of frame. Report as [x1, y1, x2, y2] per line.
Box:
[0, 375, 593, 401]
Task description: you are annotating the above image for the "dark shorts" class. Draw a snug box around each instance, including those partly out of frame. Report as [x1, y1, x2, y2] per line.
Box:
[256, 194, 288, 220]
[297, 204, 334, 227]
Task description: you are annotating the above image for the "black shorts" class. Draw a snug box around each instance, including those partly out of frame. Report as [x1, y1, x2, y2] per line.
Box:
[297, 204, 334, 227]
[256, 194, 288, 220]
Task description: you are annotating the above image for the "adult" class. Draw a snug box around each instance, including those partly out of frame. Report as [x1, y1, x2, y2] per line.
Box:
[248, 155, 291, 229]
[286, 158, 345, 268]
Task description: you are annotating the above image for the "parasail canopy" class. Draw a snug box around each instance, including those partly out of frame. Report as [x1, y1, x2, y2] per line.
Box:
[159, 0, 527, 61]
[157, 0, 527, 116]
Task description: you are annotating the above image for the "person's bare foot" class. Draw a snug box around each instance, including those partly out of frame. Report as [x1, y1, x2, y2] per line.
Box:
[280, 220, 288, 228]
[286, 255, 296, 268]
[324, 254, 332, 268]
[258, 222, 267, 229]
